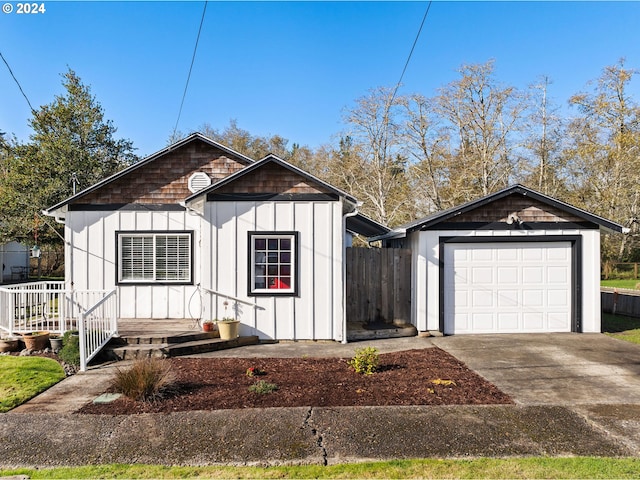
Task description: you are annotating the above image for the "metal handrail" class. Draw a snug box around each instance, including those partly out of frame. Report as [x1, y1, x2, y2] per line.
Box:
[200, 286, 265, 309]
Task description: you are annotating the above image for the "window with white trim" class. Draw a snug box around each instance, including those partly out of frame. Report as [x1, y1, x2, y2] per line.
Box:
[118, 232, 192, 284]
[249, 232, 298, 295]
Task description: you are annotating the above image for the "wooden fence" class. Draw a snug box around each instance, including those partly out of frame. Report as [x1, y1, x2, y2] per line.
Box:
[601, 288, 640, 318]
[346, 247, 411, 325]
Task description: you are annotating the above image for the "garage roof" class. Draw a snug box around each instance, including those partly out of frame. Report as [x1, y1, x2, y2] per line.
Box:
[371, 184, 628, 241]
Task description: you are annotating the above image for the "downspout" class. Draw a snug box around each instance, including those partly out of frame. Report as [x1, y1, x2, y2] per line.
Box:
[342, 201, 361, 344]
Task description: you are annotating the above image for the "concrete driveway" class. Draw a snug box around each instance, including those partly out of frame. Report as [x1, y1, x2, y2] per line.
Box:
[431, 333, 640, 405]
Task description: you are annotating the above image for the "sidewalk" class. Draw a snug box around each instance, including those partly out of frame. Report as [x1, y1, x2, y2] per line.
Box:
[2, 337, 639, 467]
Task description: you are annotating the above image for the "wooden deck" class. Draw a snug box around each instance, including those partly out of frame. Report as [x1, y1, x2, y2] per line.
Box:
[116, 318, 203, 336]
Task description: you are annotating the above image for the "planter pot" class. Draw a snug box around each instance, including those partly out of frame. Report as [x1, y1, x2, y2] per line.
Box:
[217, 320, 240, 340]
[49, 336, 63, 352]
[202, 322, 215, 332]
[21, 332, 50, 351]
[0, 338, 19, 353]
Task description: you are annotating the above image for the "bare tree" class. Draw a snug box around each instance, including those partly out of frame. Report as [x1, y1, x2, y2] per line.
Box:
[565, 59, 640, 260]
[434, 60, 527, 201]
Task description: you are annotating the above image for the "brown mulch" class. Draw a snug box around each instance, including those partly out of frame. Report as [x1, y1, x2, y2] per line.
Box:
[78, 348, 513, 414]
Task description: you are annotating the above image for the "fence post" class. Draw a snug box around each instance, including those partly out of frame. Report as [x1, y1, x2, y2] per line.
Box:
[79, 311, 87, 372]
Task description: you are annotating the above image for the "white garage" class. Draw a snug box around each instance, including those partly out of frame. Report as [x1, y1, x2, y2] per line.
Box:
[444, 241, 573, 334]
[373, 185, 627, 335]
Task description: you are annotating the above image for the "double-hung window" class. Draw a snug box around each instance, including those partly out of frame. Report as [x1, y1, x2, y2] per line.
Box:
[249, 232, 298, 295]
[118, 231, 193, 284]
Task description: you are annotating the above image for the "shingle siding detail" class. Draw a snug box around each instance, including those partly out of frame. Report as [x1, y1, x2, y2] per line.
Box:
[78, 141, 248, 205]
[451, 195, 583, 223]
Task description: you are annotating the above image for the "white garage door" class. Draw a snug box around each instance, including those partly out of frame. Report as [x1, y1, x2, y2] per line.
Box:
[444, 242, 573, 334]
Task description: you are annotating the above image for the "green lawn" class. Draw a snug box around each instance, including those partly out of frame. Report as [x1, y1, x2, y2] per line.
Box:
[2, 458, 640, 479]
[602, 312, 640, 344]
[601, 279, 640, 290]
[0, 356, 66, 412]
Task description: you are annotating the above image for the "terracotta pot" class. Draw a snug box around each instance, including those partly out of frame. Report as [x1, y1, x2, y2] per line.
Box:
[202, 322, 214, 332]
[21, 332, 50, 351]
[217, 320, 240, 340]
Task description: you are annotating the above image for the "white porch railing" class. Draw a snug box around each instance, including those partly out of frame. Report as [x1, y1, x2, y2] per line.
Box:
[79, 288, 118, 372]
[0, 281, 118, 371]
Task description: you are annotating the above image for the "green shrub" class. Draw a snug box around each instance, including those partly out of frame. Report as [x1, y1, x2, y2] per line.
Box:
[58, 330, 80, 366]
[248, 380, 278, 394]
[110, 357, 175, 402]
[347, 346, 379, 375]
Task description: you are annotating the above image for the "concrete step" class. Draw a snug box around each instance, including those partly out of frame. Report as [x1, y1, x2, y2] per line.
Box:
[106, 335, 260, 360]
[346, 322, 418, 342]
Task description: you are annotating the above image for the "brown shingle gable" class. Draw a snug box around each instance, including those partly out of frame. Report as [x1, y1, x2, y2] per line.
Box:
[213, 161, 334, 195]
[78, 140, 248, 205]
[450, 194, 583, 223]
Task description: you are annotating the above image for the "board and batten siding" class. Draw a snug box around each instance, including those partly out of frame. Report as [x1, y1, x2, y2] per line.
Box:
[203, 200, 345, 341]
[410, 228, 601, 333]
[65, 208, 201, 319]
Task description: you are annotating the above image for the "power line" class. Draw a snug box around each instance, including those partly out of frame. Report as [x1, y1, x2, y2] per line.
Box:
[390, 0, 433, 106]
[0, 50, 36, 113]
[172, 1, 208, 138]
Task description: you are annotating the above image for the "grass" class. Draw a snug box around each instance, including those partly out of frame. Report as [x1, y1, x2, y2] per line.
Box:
[0, 356, 66, 412]
[602, 312, 640, 344]
[2, 458, 640, 479]
[601, 279, 640, 290]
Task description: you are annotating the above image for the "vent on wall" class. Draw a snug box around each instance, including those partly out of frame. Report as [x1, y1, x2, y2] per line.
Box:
[188, 172, 212, 193]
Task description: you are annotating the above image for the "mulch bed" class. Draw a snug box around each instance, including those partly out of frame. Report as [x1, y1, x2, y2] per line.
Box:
[78, 348, 513, 414]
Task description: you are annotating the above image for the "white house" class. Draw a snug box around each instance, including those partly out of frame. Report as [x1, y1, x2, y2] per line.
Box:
[372, 185, 627, 335]
[0, 241, 29, 283]
[44, 133, 387, 342]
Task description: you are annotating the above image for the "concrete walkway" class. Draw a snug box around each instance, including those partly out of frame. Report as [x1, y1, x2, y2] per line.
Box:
[2, 334, 640, 467]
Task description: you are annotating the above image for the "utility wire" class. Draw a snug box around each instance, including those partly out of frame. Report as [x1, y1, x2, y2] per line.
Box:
[172, 0, 208, 138]
[389, 0, 433, 106]
[0, 50, 36, 113]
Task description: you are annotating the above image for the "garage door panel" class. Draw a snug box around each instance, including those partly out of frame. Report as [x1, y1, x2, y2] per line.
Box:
[445, 242, 572, 334]
[497, 290, 518, 307]
[472, 249, 493, 261]
[547, 266, 569, 283]
[472, 267, 493, 283]
[523, 266, 543, 283]
[548, 289, 569, 306]
[522, 247, 544, 261]
[497, 267, 518, 284]
[523, 290, 544, 307]
[523, 312, 545, 330]
[497, 312, 519, 330]
[472, 290, 493, 307]
[471, 313, 494, 331]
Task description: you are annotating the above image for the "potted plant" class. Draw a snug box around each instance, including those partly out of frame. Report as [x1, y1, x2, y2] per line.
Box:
[0, 336, 19, 353]
[202, 320, 215, 332]
[21, 331, 50, 351]
[49, 334, 63, 352]
[216, 317, 240, 340]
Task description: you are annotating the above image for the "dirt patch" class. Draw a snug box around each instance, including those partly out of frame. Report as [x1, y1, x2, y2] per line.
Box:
[78, 348, 512, 414]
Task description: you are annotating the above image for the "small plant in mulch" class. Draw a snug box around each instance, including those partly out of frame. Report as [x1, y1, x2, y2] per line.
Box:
[347, 346, 379, 375]
[428, 378, 457, 394]
[248, 380, 278, 394]
[245, 367, 266, 377]
[431, 378, 457, 387]
[110, 357, 176, 402]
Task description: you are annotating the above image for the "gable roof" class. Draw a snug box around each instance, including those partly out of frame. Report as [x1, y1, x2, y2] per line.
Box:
[184, 153, 358, 206]
[44, 133, 255, 214]
[372, 184, 628, 241]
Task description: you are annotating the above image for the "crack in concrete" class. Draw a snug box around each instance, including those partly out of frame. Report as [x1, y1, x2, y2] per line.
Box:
[303, 407, 327, 466]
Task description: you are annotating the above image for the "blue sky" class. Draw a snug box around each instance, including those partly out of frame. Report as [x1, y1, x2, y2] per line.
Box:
[2, 1, 640, 157]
